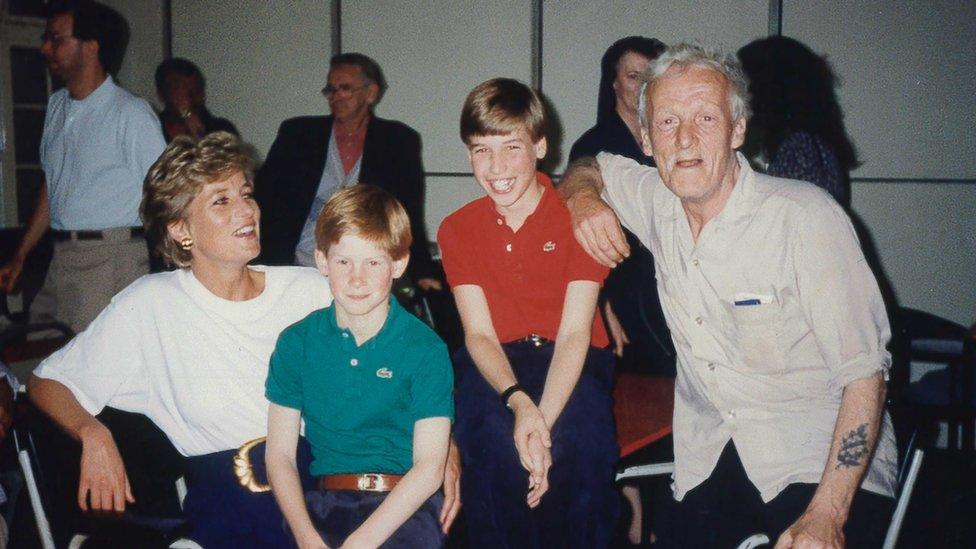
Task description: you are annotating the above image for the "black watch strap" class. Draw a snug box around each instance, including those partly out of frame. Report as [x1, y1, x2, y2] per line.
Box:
[501, 383, 526, 410]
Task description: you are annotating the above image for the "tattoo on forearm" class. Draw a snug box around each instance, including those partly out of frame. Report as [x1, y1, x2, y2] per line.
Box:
[836, 423, 870, 469]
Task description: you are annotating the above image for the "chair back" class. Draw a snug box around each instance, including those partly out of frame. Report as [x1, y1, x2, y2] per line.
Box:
[890, 307, 975, 453]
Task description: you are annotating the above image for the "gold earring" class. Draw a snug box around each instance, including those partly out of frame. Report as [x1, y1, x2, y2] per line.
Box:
[179, 237, 194, 250]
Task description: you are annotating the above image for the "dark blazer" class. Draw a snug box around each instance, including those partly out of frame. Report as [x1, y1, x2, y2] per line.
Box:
[255, 115, 435, 279]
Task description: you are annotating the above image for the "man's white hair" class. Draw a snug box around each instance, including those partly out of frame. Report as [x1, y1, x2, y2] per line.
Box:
[637, 43, 751, 131]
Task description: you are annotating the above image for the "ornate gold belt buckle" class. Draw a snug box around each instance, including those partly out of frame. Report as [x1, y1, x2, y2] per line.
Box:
[232, 436, 271, 493]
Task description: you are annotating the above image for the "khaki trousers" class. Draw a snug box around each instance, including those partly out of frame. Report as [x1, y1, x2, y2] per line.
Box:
[31, 228, 149, 334]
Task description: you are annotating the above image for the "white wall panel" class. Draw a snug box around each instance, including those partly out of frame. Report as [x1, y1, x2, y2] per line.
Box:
[341, 0, 533, 174]
[851, 182, 976, 327]
[104, 0, 165, 106]
[424, 175, 486, 244]
[783, 1, 976, 180]
[543, 0, 768, 171]
[171, 0, 331, 159]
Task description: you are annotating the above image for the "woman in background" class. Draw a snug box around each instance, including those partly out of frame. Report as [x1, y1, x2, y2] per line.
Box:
[569, 36, 671, 547]
[738, 36, 859, 207]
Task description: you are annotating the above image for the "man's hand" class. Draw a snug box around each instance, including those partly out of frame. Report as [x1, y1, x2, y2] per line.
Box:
[439, 438, 462, 533]
[566, 190, 630, 268]
[182, 111, 206, 139]
[774, 508, 845, 549]
[604, 301, 630, 357]
[77, 422, 134, 512]
[0, 255, 25, 293]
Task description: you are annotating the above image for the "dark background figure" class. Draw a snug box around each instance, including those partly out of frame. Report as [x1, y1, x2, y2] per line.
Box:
[568, 36, 675, 378]
[738, 36, 859, 208]
[155, 57, 239, 143]
[256, 52, 440, 291]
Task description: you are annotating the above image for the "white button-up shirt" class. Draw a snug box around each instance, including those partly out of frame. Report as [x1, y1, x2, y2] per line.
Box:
[40, 76, 165, 230]
[597, 152, 897, 502]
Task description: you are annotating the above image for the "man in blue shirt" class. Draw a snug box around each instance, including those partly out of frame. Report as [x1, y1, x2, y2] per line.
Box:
[0, 0, 165, 333]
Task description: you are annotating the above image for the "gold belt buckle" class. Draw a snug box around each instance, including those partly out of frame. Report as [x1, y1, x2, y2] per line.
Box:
[233, 436, 271, 493]
[358, 473, 384, 491]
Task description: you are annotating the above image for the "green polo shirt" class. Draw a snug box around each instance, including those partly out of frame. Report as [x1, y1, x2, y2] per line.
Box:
[266, 297, 454, 476]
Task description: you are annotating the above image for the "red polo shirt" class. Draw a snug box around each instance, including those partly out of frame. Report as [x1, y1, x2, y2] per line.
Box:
[438, 173, 609, 347]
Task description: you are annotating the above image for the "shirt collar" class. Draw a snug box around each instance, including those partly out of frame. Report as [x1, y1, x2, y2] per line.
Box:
[666, 151, 756, 226]
[323, 294, 405, 349]
[68, 74, 115, 109]
[709, 152, 757, 227]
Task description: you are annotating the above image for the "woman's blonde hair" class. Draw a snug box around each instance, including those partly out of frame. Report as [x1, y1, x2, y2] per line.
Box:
[141, 132, 253, 268]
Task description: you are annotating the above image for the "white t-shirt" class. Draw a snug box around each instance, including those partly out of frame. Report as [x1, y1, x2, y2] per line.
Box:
[34, 266, 332, 456]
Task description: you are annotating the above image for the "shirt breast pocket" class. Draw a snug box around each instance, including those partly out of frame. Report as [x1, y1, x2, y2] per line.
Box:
[730, 301, 786, 373]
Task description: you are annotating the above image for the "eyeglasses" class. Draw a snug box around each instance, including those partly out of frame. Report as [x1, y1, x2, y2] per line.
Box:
[321, 83, 368, 98]
[40, 32, 75, 46]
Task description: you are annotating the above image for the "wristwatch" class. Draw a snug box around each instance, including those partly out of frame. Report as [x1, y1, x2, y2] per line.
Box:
[501, 383, 526, 411]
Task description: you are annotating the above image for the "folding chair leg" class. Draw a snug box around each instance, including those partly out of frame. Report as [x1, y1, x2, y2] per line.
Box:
[883, 448, 925, 549]
[17, 449, 55, 549]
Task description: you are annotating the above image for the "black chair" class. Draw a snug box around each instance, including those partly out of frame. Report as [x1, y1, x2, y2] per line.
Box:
[14, 403, 198, 548]
[889, 307, 975, 454]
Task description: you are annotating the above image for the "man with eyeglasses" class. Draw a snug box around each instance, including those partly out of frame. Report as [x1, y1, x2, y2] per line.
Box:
[0, 0, 165, 333]
[256, 53, 440, 292]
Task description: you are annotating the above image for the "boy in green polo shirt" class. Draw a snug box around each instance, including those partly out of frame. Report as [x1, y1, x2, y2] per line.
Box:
[265, 185, 454, 548]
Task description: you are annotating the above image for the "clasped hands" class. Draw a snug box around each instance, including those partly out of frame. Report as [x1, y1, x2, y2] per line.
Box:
[509, 392, 552, 508]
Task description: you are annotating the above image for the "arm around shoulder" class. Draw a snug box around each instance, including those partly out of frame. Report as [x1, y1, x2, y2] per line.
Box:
[558, 156, 629, 267]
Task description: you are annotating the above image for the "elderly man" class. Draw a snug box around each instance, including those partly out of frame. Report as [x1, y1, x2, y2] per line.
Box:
[256, 53, 440, 290]
[560, 44, 896, 548]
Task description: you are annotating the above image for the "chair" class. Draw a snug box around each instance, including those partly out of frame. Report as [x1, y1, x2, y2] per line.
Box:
[614, 422, 926, 548]
[889, 307, 976, 453]
[14, 402, 201, 548]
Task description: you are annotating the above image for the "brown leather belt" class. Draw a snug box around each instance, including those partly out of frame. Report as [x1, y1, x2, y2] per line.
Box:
[518, 333, 553, 347]
[318, 473, 403, 492]
[51, 227, 145, 241]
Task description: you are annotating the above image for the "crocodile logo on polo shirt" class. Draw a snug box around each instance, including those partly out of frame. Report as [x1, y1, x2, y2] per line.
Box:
[543, 241, 556, 252]
[376, 368, 393, 379]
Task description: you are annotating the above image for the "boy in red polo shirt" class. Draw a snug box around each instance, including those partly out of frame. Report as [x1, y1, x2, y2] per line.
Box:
[437, 78, 619, 548]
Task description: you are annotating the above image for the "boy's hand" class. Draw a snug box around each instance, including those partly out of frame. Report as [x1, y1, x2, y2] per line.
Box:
[604, 301, 630, 357]
[440, 438, 462, 533]
[525, 432, 551, 508]
[509, 393, 551, 482]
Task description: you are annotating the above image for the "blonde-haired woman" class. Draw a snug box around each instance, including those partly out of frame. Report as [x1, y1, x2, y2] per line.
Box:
[28, 132, 332, 547]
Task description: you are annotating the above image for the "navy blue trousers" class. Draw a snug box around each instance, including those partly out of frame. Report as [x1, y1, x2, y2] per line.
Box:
[305, 490, 444, 548]
[453, 342, 620, 548]
[182, 438, 314, 548]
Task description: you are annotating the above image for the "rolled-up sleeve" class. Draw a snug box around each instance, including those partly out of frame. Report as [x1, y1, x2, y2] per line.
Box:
[596, 152, 658, 245]
[794, 199, 891, 391]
